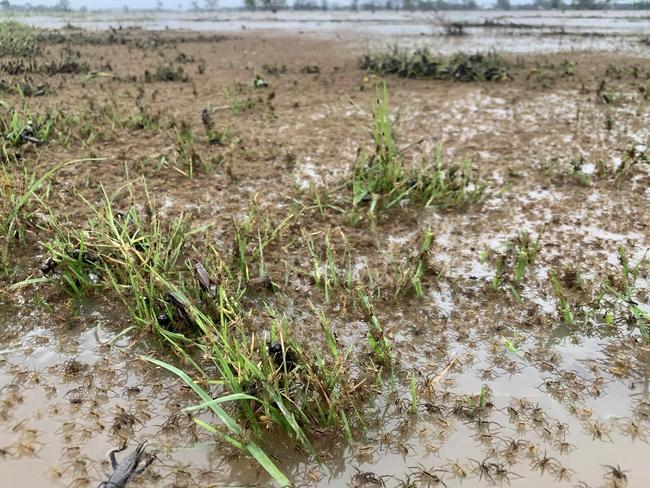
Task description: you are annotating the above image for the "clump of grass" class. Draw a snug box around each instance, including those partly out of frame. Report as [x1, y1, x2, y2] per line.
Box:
[357, 288, 392, 366]
[143, 356, 292, 487]
[360, 48, 511, 82]
[43, 185, 201, 328]
[40, 45, 89, 75]
[145, 64, 187, 82]
[221, 85, 249, 115]
[349, 83, 486, 222]
[490, 229, 543, 295]
[39, 186, 392, 483]
[201, 107, 228, 145]
[122, 107, 161, 131]
[306, 231, 355, 301]
[0, 22, 39, 72]
[0, 79, 50, 97]
[172, 121, 204, 178]
[0, 158, 91, 275]
[0, 101, 57, 148]
[395, 227, 435, 297]
[548, 247, 649, 338]
[549, 269, 575, 325]
[600, 247, 649, 339]
[143, 301, 378, 486]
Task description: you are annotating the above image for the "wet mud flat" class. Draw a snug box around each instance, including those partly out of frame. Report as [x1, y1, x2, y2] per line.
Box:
[0, 23, 649, 488]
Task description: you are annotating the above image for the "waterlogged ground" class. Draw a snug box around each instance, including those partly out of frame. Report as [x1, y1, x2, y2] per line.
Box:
[6, 9, 650, 55]
[1, 22, 650, 488]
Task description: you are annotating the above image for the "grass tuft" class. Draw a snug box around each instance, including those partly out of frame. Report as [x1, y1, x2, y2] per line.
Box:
[360, 48, 511, 82]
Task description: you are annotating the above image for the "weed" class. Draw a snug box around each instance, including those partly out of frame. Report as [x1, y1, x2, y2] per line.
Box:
[221, 86, 249, 115]
[0, 22, 39, 72]
[548, 247, 649, 336]
[549, 270, 575, 325]
[490, 229, 543, 292]
[262, 63, 287, 75]
[172, 121, 204, 177]
[306, 231, 354, 301]
[0, 158, 94, 275]
[0, 78, 50, 97]
[395, 227, 435, 297]
[145, 65, 187, 82]
[40, 45, 89, 75]
[42, 183, 200, 329]
[358, 288, 391, 365]
[349, 83, 485, 222]
[600, 247, 649, 339]
[201, 107, 228, 145]
[410, 374, 418, 415]
[0, 102, 57, 147]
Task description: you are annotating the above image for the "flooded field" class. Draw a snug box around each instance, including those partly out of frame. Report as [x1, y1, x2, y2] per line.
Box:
[5, 9, 650, 53]
[1, 12, 649, 488]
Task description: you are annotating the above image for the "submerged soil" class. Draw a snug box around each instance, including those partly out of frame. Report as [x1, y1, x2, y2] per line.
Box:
[1, 25, 650, 488]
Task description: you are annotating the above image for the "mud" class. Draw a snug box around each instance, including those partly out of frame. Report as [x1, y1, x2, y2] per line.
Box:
[1, 17, 650, 488]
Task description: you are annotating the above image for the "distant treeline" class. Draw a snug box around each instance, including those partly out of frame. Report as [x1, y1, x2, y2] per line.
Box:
[239, 0, 650, 11]
[2, 0, 650, 13]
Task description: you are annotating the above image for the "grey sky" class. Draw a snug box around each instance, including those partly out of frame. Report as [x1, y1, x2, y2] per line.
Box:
[4, 0, 505, 9]
[4, 0, 242, 8]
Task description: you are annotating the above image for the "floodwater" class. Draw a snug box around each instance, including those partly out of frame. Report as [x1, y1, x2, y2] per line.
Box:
[2, 281, 649, 487]
[4, 9, 650, 54]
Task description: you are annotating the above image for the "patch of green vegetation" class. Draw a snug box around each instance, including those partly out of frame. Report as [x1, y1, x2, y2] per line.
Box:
[348, 83, 486, 222]
[0, 79, 50, 97]
[0, 101, 56, 147]
[0, 158, 93, 275]
[0, 22, 39, 71]
[600, 248, 649, 339]
[145, 64, 187, 82]
[395, 227, 435, 297]
[549, 247, 649, 339]
[29, 185, 397, 485]
[489, 229, 543, 297]
[221, 85, 250, 115]
[306, 231, 355, 301]
[360, 48, 511, 82]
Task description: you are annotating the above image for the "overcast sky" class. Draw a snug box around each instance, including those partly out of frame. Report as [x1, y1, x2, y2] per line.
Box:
[4, 0, 242, 8]
[4, 0, 503, 9]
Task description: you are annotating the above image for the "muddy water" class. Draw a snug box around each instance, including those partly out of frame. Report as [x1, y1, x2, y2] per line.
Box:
[2, 286, 649, 486]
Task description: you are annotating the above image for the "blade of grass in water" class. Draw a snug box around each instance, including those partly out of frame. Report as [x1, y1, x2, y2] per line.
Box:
[184, 392, 258, 412]
[141, 356, 291, 487]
